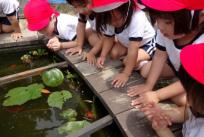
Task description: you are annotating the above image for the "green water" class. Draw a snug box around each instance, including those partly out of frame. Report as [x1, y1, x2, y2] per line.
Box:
[0, 48, 62, 77]
[0, 74, 123, 137]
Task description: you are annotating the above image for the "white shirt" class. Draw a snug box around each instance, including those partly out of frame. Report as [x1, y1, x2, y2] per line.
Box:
[182, 108, 204, 137]
[78, 13, 96, 30]
[104, 10, 155, 48]
[0, 0, 19, 17]
[156, 30, 204, 71]
[56, 14, 78, 40]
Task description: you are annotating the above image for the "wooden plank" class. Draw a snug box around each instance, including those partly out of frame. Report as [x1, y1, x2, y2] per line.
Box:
[0, 61, 67, 86]
[99, 79, 144, 115]
[66, 115, 113, 137]
[85, 68, 143, 94]
[74, 59, 122, 77]
[86, 68, 120, 93]
[0, 30, 39, 47]
[116, 109, 157, 137]
[58, 49, 87, 64]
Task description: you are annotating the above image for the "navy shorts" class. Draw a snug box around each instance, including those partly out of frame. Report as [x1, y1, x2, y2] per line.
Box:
[140, 38, 156, 59]
[0, 10, 19, 25]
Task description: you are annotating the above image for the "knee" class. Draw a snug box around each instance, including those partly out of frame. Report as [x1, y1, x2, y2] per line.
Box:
[123, 57, 127, 64]
[110, 49, 119, 60]
[139, 66, 149, 78]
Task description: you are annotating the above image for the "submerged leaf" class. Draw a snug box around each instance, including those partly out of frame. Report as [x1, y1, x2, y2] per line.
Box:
[58, 120, 90, 134]
[60, 108, 77, 121]
[3, 83, 44, 106]
[47, 90, 72, 109]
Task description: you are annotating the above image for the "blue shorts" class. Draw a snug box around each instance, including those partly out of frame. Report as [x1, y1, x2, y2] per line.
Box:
[0, 10, 19, 25]
[140, 38, 156, 59]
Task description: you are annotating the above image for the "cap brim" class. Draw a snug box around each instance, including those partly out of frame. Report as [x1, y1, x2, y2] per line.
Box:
[180, 44, 204, 85]
[91, 2, 126, 12]
[141, 0, 186, 11]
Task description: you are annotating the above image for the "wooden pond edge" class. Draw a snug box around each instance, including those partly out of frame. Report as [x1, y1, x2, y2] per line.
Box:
[0, 61, 67, 86]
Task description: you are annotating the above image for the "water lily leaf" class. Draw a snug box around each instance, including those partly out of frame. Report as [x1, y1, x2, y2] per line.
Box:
[58, 120, 90, 134]
[60, 108, 77, 121]
[3, 83, 44, 106]
[47, 90, 72, 109]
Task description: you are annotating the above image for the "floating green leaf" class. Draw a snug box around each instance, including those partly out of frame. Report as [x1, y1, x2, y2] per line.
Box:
[47, 90, 72, 109]
[60, 108, 77, 121]
[3, 83, 44, 106]
[58, 120, 90, 134]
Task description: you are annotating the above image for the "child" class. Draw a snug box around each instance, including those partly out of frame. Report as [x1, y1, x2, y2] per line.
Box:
[141, 43, 204, 137]
[127, 1, 204, 107]
[0, 0, 22, 41]
[66, 0, 102, 65]
[24, 0, 78, 51]
[91, 0, 156, 88]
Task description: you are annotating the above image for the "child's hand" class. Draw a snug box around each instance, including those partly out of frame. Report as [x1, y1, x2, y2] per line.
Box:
[11, 32, 22, 41]
[47, 37, 61, 51]
[131, 91, 159, 109]
[85, 52, 97, 66]
[140, 102, 172, 126]
[111, 72, 129, 88]
[152, 116, 170, 130]
[127, 83, 152, 97]
[66, 46, 82, 55]
[97, 56, 106, 68]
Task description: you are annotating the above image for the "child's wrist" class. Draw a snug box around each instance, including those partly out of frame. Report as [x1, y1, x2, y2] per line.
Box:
[122, 71, 131, 77]
[60, 42, 63, 49]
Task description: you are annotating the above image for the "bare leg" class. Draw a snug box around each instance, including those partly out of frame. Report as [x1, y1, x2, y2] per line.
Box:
[140, 61, 175, 79]
[2, 24, 14, 33]
[110, 41, 127, 60]
[123, 48, 150, 67]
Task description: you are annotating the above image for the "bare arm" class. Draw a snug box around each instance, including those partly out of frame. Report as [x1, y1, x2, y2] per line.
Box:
[155, 128, 176, 137]
[100, 36, 114, 58]
[123, 41, 139, 76]
[7, 15, 21, 33]
[76, 22, 86, 48]
[157, 81, 185, 101]
[97, 35, 114, 68]
[146, 49, 168, 89]
[60, 41, 77, 49]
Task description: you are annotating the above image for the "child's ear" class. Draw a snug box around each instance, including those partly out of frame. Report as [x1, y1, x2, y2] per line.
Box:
[51, 14, 57, 22]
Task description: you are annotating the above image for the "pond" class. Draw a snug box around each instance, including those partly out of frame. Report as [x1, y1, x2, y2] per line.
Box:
[0, 47, 62, 77]
[0, 47, 123, 137]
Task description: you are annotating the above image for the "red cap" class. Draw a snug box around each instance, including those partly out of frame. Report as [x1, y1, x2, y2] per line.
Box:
[180, 43, 204, 85]
[24, 0, 59, 31]
[141, 0, 204, 11]
[89, 0, 129, 12]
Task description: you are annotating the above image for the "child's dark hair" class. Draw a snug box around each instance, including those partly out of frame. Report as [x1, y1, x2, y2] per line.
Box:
[179, 65, 204, 115]
[147, 8, 202, 35]
[66, 0, 88, 6]
[95, 0, 136, 33]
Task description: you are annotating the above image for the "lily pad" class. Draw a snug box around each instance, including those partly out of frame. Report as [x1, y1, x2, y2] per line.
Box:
[47, 90, 72, 109]
[3, 83, 44, 106]
[60, 108, 77, 121]
[58, 120, 90, 134]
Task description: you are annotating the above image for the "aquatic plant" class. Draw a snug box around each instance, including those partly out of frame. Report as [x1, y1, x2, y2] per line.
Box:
[3, 83, 44, 106]
[47, 90, 72, 109]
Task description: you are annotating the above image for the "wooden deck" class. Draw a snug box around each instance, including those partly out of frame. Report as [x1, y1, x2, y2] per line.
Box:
[0, 20, 182, 137]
